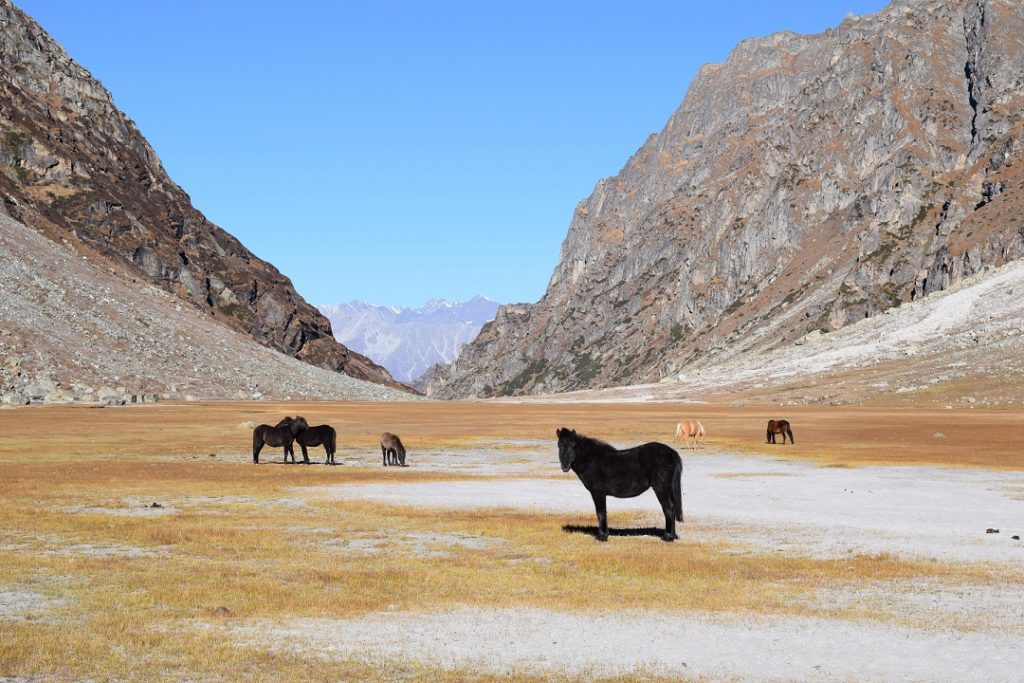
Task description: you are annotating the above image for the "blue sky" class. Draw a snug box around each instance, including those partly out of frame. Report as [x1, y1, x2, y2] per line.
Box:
[19, 1, 888, 308]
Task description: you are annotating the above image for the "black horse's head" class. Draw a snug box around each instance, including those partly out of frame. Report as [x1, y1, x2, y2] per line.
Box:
[556, 427, 577, 472]
[289, 416, 309, 434]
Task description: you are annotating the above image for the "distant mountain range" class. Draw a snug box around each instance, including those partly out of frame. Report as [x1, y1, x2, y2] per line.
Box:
[319, 296, 500, 382]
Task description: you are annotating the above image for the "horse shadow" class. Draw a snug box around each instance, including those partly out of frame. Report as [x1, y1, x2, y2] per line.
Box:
[561, 524, 668, 539]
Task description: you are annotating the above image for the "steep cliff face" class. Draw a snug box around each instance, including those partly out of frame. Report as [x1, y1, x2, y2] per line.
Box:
[429, 0, 1024, 398]
[0, 0, 405, 390]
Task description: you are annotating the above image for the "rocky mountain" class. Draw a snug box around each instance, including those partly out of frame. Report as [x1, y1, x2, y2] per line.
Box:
[0, 0, 407, 392]
[428, 0, 1024, 398]
[319, 297, 499, 383]
[530, 257, 1024, 408]
[0, 212, 414, 404]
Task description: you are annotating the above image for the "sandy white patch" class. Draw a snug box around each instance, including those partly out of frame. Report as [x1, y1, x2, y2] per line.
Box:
[0, 589, 65, 620]
[306, 450, 1024, 562]
[3, 532, 170, 559]
[44, 542, 169, 559]
[62, 503, 179, 517]
[798, 580, 1024, 636]
[232, 607, 1024, 681]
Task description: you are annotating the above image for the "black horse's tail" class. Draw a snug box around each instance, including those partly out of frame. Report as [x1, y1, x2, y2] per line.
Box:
[252, 427, 262, 462]
[787, 425, 795, 444]
[327, 427, 337, 456]
[673, 456, 684, 522]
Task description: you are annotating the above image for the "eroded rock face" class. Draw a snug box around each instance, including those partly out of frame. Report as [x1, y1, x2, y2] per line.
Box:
[0, 0, 406, 391]
[430, 0, 1024, 398]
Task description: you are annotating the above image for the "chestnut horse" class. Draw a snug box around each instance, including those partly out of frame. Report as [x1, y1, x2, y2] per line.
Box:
[673, 419, 705, 449]
[766, 419, 794, 445]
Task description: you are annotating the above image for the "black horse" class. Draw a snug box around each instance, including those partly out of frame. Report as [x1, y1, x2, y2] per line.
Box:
[766, 419, 795, 445]
[556, 428, 683, 542]
[275, 418, 338, 464]
[252, 416, 309, 464]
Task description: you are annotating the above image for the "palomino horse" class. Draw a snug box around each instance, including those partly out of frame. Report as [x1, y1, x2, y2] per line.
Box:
[766, 419, 794, 445]
[673, 419, 705, 449]
[380, 432, 407, 466]
[556, 428, 683, 542]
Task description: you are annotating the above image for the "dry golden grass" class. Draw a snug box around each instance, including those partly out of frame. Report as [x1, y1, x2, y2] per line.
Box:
[0, 401, 1021, 680]
[2, 400, 1021, 468]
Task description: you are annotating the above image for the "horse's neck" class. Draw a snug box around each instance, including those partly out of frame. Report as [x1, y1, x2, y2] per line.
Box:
[572, 439, 609, 474]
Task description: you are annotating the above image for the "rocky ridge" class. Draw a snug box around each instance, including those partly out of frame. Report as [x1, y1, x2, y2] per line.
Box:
[429, 0, 1024, 398]
[518, 257, 1024, 407]
[0, 212, 414, 404]
[0, 0, 406, 392]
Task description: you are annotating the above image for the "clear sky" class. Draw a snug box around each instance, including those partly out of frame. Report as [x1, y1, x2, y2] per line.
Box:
[18, 1, 888, 308]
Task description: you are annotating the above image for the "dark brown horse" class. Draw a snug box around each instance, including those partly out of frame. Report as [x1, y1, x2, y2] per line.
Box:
[380, 432, 406, 466]
[252, 416, 309, 463]
[275, 418, 338, 465]
[766, 419, 794, 445]
[556, 428, 682, 542]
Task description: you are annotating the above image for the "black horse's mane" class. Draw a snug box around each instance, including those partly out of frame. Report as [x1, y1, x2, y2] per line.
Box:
[573, 432, 619, 455]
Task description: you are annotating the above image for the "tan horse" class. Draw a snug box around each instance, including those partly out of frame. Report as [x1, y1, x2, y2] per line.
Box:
[673, 419, 705, 449]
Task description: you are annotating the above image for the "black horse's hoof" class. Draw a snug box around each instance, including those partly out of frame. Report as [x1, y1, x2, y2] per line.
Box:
[595, 534, 609, 542]
[662, 534, 677, 542]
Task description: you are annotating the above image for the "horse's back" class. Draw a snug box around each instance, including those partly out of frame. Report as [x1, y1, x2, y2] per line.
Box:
[640, 441, 681, 467]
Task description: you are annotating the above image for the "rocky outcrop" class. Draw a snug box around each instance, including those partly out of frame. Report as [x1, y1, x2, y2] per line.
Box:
[0, 212, 414, 403]
[430, 0, 1024, 398]
[0, 0, 407, 391]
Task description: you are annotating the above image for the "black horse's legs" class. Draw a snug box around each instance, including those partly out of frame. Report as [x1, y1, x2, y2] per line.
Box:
[654, 485, 677, 541]
[381, 445, 387, 467]
[300, 443, 310, 464]
[590, 491, 608, 541]
[253, 440, 263, 464]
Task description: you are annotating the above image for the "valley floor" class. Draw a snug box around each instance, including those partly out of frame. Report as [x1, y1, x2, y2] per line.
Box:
[1, 401, 1022, 681]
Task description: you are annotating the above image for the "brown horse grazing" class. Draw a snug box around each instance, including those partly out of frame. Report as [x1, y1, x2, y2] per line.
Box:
[673, 419, 705, 449]
[380, 432, 407, 466]
[275, 418, 338, 465]
[766, 419, 794, 445]
[252, 416, 309, 463]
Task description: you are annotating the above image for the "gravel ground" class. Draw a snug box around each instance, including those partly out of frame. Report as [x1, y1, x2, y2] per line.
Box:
[0, 213, 414, 403]
[233, 607, 1024, 681]
[306, 445, 1024, 563]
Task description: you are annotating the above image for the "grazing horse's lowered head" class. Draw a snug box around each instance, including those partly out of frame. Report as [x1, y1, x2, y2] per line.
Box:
[380, 432, 407, 467]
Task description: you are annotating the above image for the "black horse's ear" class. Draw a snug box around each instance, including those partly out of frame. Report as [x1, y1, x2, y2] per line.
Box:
[556, 427, 568, 438]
